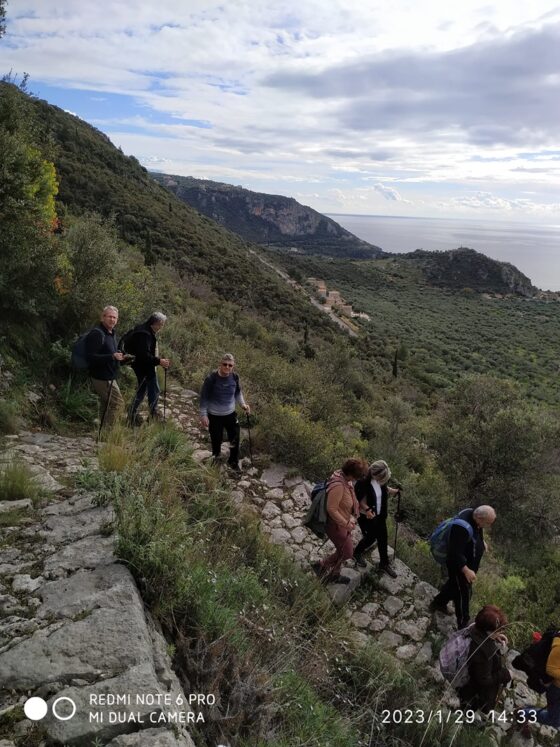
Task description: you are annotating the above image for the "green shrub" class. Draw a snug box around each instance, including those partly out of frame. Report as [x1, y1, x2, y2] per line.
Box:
[0, 461, 40, 502]
[0, 399, 20, 434]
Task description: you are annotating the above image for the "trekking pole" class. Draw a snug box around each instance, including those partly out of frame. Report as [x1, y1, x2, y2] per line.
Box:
[245, 411, 254, 466]
[98, 378, 115, 443]
[163, 367, 168, 421]
[393, 489, 402, 560]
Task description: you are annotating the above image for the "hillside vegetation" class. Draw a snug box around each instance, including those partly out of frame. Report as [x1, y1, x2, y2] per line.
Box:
[2, 79, 560, 745]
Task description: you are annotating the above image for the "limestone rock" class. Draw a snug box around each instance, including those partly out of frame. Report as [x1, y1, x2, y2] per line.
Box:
[265, 488, 284, 501]
[108, 728, 195, 746]
[377, 630, 403, 649]
[11, 574, 43, 593]
[395, 644, 418, 660]
[261, 501, 281, 520]
[269, 528, 291, 544]
[415, 641, 433, 665]
[383, 596, 404, 617]
[350, 612, 371, 629]
[369, 615, 390, 633]
[0, 499, 32, 513]
[291, 484, 309, 509]
[261, 464, 289, 488]
[282, 514, 298, 529]
[394, 617, 430, 642]
[0, 600, 152, 689]
[290, 527, 307, 544]
[191, 449, 212, 463]
[43, 535, 115, 577]
[413, 580, 437, 609]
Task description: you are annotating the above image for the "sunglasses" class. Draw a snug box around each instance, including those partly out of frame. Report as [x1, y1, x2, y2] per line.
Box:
[221, 362, 234, 368]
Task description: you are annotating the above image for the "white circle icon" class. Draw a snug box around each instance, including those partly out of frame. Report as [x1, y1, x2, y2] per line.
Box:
[52, 696, 77, 721]
[24, 697, 48, 721]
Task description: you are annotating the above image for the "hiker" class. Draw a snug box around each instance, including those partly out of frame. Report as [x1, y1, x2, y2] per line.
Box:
[429, 505, 496, 629]
[126, 312, 171, 424]
[199, 353, 250, 473]
[518, 629, 560, 730]
[457, 605, 511, 714]
[311, 458, 368, 585]
[353, 459, 399, 578]
[85, 305, 125, 428]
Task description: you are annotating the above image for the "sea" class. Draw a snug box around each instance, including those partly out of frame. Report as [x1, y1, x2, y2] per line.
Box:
[328, 214, 560, 292]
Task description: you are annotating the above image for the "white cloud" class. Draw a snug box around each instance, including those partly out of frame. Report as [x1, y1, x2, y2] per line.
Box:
[2, 1, 560, 220]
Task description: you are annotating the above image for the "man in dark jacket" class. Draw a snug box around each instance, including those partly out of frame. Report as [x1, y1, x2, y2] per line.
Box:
[353, 460, 399, 578]
[127, 312, 170, 423]
[429, 505, 496, 629]
[199, 353, 250, 473]
[85, 305, 125, 428]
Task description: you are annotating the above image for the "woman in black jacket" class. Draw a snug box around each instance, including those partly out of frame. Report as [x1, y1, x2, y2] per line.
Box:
[459, 604, 511, 713]
[353, 459, 399, 578]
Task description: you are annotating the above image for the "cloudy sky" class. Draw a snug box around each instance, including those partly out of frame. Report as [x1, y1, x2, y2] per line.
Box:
[2, 0, 560, 221]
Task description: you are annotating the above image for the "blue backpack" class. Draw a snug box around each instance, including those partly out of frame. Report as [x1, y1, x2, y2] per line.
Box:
[71, 328, 105, 370]
[429, 515, 474, 565]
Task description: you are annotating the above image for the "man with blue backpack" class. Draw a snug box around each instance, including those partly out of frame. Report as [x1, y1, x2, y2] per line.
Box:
[428, 505, 496, 629]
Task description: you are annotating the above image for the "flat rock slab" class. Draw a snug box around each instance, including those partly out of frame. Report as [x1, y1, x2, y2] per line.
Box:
[43, 535, 115, 576]
[44, 664, 193, 746]
[327, 567, 362, 605]
[40, 506, 114, 544]
[260, 464, 290, 488]
[41, 493, 98, 517]
[39, 564, 138, 620]
[0, 499, 32, 513]
[108, 727, 195, 746]
[0, 601, 152, 689]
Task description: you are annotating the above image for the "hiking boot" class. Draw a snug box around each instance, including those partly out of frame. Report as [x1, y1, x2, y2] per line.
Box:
[378, 563, 397, 578]
[354, 555, 367, 568]
[310, 561, 328, 581]
[149, 409, 164, 422]
[227, 461, 242, 475]
[429, 599, 452, 615]
[327, 574, 351, 585]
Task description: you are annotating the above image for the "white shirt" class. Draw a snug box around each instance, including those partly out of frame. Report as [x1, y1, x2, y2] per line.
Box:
[371, 479, 382, 515]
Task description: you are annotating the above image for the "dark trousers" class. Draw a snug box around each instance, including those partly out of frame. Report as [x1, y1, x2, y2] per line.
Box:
[354, 514, 389, 565]
[208, 412, 240, 465]
[130, 369, 160, 419]
[320, 519, 354, 579]
[434, 565, 472, 628]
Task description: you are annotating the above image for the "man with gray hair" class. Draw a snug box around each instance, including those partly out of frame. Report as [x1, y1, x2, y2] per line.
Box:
[125, 312, 170, 423]
[85, 305, 125, 428]
[199, 353, 250, 473]
[429, 504, 497, 629]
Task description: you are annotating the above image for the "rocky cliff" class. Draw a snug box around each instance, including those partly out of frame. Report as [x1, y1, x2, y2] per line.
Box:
[151, 174, 384, 259]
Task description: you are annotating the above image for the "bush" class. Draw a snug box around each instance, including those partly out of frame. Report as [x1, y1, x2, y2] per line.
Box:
[0, 399, 20, 434]
[0, 461, 40, 502]
[254, 403, 349, 478]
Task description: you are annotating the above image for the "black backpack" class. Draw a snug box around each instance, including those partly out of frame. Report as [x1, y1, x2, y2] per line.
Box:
[70, 327, 106, 370]
[512, 630, 559, 693]
[119, 325, 143, 356]
[303, 480, 329, 539]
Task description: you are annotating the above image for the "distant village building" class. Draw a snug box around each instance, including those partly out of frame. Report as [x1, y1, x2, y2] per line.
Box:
[307, 277, 370, 320]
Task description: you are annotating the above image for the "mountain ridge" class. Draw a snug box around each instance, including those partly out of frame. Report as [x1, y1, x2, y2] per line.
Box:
[151, 172, 384, 259]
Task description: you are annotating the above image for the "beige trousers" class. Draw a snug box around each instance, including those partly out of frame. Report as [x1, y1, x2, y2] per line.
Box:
[91, 379, 124, 428]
